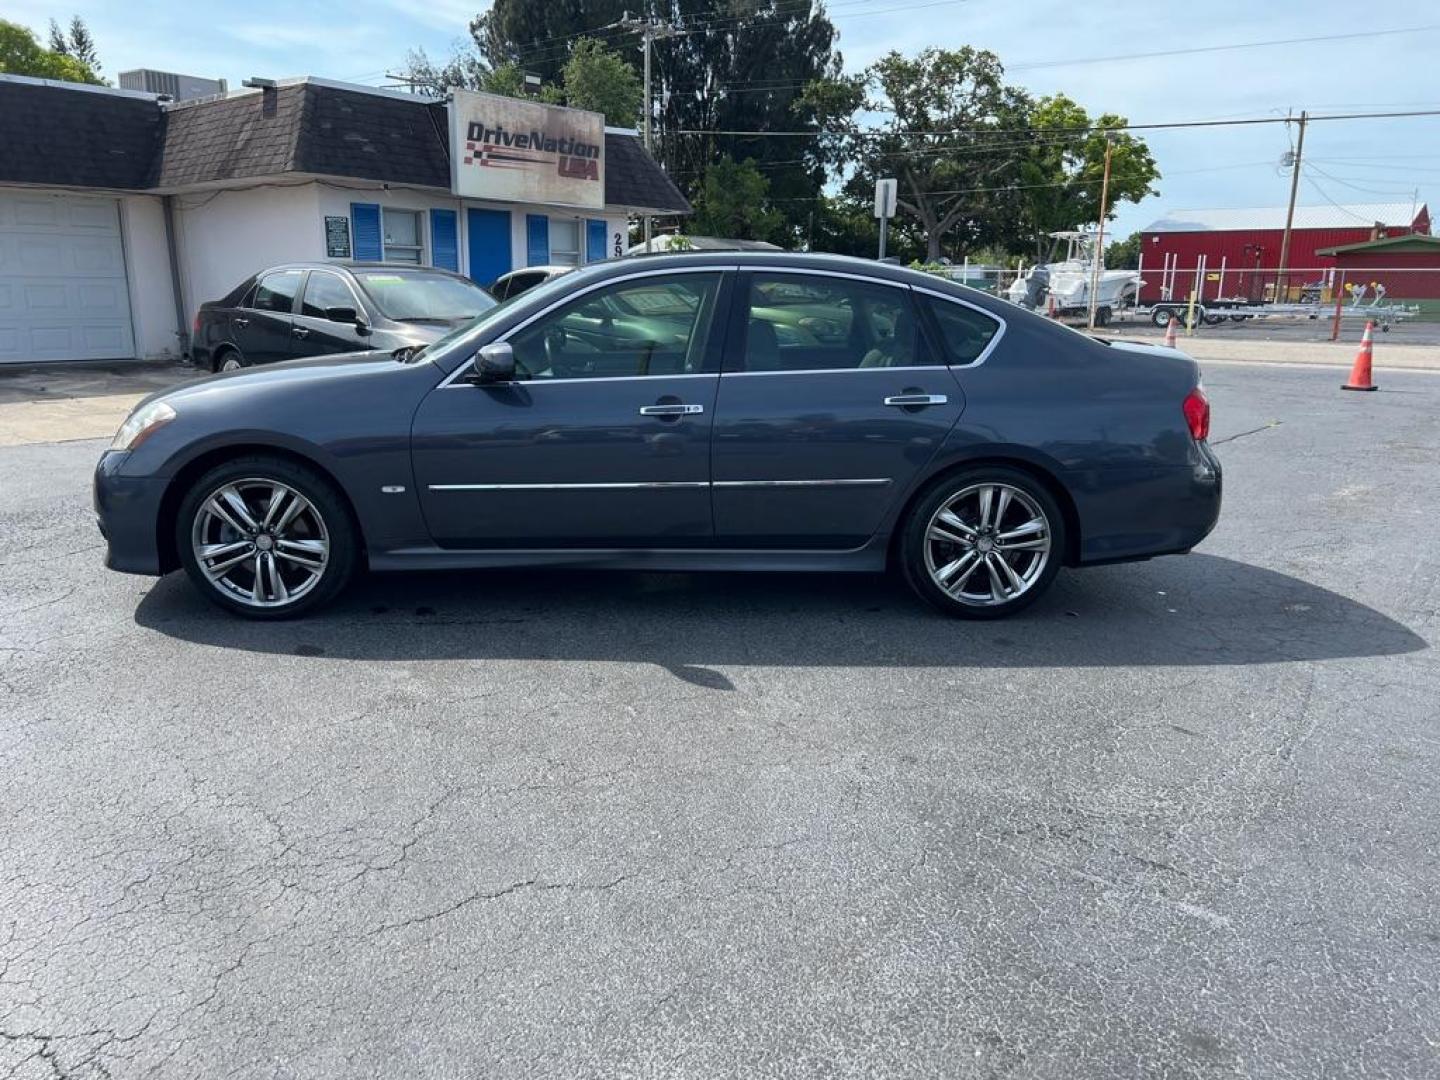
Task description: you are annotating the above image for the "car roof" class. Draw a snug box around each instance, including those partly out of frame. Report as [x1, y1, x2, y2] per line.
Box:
[255, 262, 473, 277]
[562, 251, 1011, 316]
[498, 266, 572, 278]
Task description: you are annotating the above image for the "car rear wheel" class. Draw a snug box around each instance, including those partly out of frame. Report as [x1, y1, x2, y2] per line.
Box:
[900, 467, 1066, 619]
[176, 456, 358, 619]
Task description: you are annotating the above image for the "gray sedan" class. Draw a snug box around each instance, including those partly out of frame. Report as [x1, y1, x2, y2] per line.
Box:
[94, 252, 1221, 619]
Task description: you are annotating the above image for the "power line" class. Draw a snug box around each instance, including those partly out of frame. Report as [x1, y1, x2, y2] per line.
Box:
[1007, 24, 1440, 71]
[670, 107, 1440, 138]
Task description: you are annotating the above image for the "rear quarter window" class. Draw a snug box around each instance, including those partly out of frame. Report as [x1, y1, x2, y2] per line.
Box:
[922, 296, 1002, 366]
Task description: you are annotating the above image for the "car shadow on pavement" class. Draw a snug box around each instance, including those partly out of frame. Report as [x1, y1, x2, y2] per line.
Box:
[132, 553, 1427, 669]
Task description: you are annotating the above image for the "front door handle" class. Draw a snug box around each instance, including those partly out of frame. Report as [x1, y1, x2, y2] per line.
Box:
[292, 326, 310, 338]
[233, 317, 249, 328]
[883, 394, 948, 407]
[639, 404, 703, 416]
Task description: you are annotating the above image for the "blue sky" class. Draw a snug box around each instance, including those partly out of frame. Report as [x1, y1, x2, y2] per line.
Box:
[10, 0, 1437, 239]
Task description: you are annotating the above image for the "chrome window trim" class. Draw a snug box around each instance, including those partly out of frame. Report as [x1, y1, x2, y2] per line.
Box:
[436, 265, 736, 389]
[911, 285, 1008, 369]
[723, 365, 940, 379]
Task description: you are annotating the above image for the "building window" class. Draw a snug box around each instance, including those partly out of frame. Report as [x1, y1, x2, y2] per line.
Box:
[383, 209, 423, 264]
[549, 218, 580, 267]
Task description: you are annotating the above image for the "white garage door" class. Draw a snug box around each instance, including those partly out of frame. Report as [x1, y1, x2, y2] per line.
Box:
[0, 192, 135, 364]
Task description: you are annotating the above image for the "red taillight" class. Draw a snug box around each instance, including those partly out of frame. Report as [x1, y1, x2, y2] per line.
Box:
[192, 312, 201, 335]
[1183, 386, 1211, 441]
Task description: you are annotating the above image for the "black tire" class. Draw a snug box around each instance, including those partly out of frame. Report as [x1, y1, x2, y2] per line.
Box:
[175, 454, 359, 619]
[212, 346, 249, 374]
[899, 466, 1067, 620]
[1095, 306, 1112, 327]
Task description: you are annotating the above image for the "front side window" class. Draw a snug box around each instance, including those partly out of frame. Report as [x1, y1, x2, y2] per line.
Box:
[508, 273, 721, 380]
[922, 296, 1002, 365]
[382, 209, 423, 264]
[354, 269, 496, 322]
[300, 272, 360, 318]
[742, 273, 931, 371]
[251, 270, 303, 314]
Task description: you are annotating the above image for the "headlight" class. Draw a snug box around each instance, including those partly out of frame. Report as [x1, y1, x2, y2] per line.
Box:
[110, 400, 176, 451]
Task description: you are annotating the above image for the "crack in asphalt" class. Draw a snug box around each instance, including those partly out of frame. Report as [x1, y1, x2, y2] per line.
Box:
[1211, 419, 1282, 445]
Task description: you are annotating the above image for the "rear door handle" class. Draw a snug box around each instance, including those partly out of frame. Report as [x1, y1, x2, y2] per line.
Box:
[233, 317, 249, 328]
[292, 326, 309, 338]
[639, 404, 703, 416]
[883, 394, 948, 407]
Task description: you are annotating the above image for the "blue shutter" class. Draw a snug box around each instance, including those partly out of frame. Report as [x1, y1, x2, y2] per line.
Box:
[585, 218, 607, 263]
[430, 209, 459, 271]
[351, 203, 382, 261]
[526, 214, 549, 266]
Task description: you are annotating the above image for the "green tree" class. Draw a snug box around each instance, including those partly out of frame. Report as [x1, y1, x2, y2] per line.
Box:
[689, 156, 785, 242]
[1015, 94, 1159, 259]
[1105, 232, 1143, 270]
[561, 38, 641, 126]
[48, 15, 99, 73]
[842, 47, 1034, 262]
[2, 18, 101, 83]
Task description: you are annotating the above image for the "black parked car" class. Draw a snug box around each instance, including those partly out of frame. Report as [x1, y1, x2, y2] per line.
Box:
[99, 252, 1221, 620]
[191, 263, 497, 372]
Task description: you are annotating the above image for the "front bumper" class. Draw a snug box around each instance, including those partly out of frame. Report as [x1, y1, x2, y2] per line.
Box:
[93, 451, 168, 575]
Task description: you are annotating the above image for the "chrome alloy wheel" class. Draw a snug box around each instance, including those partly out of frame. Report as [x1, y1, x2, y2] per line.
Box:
[922, 482, 1052, 607]
[220, 356, 244, 372]
[190, 478, 330, 608]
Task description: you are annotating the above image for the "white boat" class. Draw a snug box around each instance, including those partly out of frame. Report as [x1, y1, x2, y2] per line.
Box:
[1007, 231, 1143, 322]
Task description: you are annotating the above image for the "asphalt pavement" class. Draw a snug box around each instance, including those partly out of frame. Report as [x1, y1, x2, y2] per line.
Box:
[1, 362, 1437, 1078]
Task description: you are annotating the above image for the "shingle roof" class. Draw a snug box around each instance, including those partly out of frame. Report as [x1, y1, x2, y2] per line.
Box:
[603, 131, 690, 214]
[153, 84, 306, 187]
[1144, 202, 1425, 233]
[3, 76, 690, 214]
[0, 75, 161, 189]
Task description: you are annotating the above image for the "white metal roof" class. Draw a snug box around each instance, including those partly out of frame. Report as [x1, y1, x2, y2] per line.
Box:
[1144, 202, 1425, 233]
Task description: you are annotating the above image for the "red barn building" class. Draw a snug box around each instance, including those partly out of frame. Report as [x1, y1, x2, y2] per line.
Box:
[1138, 202, 1430, 304]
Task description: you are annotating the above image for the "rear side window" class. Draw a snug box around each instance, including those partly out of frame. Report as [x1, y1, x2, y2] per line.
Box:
[922, 297, 1002, 366]
[743, 273, 934, 371]
[252, 270, 303, 314]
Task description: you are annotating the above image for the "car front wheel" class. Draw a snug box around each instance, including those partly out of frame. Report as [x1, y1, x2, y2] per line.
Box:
[176, 455, 358, 619]
[900, 467, 1066, 619]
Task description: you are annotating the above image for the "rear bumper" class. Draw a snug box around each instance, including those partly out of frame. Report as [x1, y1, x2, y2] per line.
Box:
[93, 451, 167, 575]
[1073, 444, 1222, 565]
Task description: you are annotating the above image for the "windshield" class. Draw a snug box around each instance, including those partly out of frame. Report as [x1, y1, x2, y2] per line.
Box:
[353, 270, 496, 322]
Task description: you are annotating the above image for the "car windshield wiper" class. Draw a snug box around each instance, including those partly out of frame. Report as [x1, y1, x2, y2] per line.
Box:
[393, 316, 462, 325]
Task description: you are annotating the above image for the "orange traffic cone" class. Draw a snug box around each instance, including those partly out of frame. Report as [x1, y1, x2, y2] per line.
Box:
[1342, 320, 1378, 391]
[1163, 316, 1178, 348]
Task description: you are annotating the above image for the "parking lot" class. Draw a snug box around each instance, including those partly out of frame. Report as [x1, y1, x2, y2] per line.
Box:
[1, 361, 1437, 1077]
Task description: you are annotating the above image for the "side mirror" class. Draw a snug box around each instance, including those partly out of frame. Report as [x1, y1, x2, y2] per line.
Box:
[324, 306, 358, 324]
[471, 341, 516, 383]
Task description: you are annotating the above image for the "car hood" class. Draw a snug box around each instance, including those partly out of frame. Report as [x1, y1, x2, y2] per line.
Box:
[135, 350, 415, 412]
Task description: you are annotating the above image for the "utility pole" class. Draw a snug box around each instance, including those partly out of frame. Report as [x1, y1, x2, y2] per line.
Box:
[1276, 109, 1308, 301]
[1086, 133, 1116, 331]
[617, 13, 680, 252]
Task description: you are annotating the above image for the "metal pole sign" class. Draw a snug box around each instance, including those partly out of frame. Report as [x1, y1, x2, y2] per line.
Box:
[875, 178, 897, 260]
